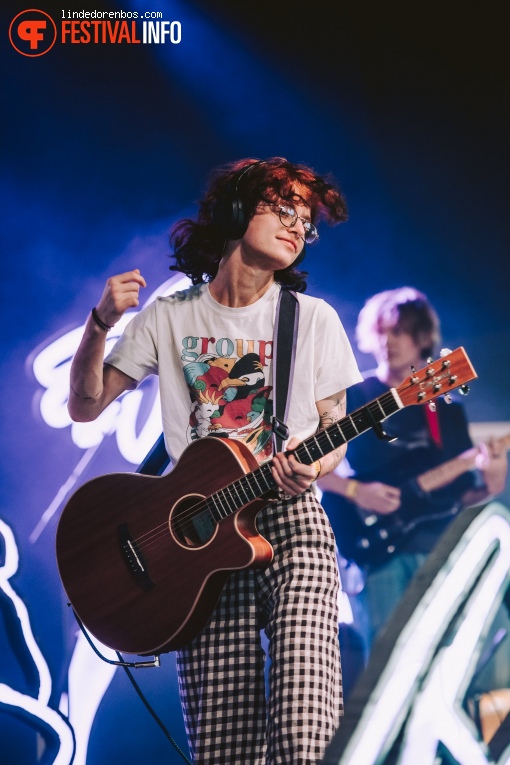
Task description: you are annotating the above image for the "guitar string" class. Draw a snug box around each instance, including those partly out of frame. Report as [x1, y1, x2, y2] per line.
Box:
[129, 393, 398, 555]
[132, 370, 455, 554]
[135, 470, 277, 555]
[120, 363, 442, 554]
[130, 393, 398, 553]
[132, 425, 335, 551]
[131, 393, 397, 553]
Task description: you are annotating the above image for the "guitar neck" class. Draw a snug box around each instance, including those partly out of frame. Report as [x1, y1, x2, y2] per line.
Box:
[207, 388, 403, 523]
[292, 389, 402, 465]
[417, 433, 510, 494]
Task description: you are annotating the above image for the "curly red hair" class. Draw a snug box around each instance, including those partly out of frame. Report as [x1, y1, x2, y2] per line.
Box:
[169, 157, 348, 292]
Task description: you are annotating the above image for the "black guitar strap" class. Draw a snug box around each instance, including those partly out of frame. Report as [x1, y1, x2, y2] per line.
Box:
[137, 430, 170, 476]
[271, 288, 300, 454]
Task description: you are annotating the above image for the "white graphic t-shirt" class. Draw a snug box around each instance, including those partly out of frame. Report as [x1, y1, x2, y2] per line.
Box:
[105, 282, 362, 465]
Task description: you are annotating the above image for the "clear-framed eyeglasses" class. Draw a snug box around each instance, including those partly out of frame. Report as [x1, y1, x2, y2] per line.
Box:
[264, 204, 319, 244]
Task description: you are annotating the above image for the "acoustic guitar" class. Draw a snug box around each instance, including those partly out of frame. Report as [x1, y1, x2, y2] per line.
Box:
[56, 348, 476, 655]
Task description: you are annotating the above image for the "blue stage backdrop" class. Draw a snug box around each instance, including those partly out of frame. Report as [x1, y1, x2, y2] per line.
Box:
[1, 2, 508, 763]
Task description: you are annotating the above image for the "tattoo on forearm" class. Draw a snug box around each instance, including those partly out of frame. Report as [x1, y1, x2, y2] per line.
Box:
[70, 384, 101, 400]
[329, 449, 344, 471]
[319, 397, 345, 429]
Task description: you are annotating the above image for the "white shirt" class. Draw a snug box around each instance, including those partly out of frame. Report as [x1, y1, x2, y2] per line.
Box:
[105, 282, 362, 465]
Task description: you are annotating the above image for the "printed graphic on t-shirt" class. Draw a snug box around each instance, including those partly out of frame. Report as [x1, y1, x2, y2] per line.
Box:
[181, 335, 274, 463]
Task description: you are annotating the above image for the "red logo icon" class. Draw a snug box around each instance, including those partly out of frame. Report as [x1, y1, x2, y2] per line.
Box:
[9, 9, 57, 56]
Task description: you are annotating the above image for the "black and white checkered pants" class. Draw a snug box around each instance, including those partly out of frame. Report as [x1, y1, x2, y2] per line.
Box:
[176, 490, 342, 764]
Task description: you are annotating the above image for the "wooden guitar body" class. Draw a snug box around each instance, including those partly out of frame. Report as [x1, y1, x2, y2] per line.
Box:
[56, 437, 273, 655]
[56, 348, 477, 655]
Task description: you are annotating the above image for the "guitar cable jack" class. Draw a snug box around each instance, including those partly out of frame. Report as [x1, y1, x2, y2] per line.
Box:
[69, 603, 161, 668]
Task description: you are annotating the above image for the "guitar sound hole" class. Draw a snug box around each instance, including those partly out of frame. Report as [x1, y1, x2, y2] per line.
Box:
[170, 495, 216, 548]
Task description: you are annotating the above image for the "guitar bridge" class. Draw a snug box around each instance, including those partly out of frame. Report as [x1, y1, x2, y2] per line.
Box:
[118, 524, 154, 591]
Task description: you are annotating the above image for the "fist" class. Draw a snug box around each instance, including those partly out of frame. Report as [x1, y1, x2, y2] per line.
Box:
[96, 269, 147, 327]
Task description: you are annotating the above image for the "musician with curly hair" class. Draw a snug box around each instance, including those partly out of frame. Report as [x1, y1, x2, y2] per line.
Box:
[68, 157, 362, 764]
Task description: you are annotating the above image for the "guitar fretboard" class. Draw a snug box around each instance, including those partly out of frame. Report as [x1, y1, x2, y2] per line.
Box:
[206, 389, 401, 524]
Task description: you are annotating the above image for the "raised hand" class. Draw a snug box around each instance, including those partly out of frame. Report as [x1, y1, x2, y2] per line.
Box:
[95, 269, 147, 328]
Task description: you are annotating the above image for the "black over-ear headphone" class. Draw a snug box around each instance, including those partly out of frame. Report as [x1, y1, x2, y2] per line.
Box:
[211, 158, 307, 267]
[211, 160, 265, 240]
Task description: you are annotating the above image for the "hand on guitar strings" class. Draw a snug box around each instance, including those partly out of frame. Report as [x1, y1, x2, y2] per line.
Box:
[271, 438, 320, 497]
[350, 481, 401, 515]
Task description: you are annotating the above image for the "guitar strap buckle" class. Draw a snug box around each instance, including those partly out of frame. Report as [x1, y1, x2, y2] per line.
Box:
[272, 416, 290, 442]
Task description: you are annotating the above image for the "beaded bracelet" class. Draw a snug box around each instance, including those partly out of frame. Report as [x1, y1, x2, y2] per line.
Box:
[91, 307, 113, 332]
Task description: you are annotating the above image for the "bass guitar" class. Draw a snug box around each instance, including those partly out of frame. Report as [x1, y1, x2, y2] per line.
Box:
[56, 348, 476, 655]
[323, 432, 510, 567]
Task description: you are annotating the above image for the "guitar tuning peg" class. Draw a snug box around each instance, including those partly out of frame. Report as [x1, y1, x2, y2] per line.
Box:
[443, 393, 453, 404]
[426, 357, 434, 364]
[428, 401, 437, 412]
[439, 348, 452, 357]
[459, 385, 470, 396]
[409, 365, 419, 384]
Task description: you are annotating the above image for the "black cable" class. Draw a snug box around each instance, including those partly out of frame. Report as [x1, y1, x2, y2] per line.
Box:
[117, 653, 192, 765]
[71, 606, 159, 667]
[70, 607, 191, 763]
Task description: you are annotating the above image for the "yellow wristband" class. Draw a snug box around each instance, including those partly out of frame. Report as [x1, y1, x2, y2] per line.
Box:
[313, 460, 322, 480]
[345, 479, 359, 499]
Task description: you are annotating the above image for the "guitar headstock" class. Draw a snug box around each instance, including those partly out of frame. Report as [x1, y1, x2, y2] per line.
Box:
[396, 347, 478, 408]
